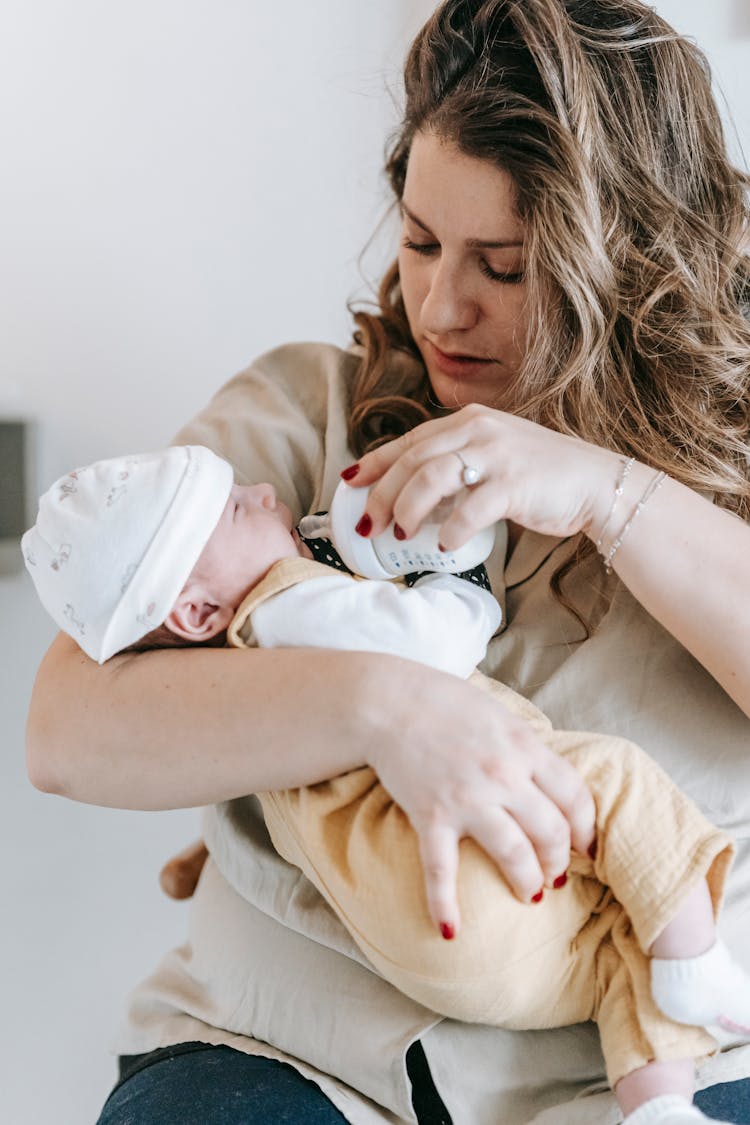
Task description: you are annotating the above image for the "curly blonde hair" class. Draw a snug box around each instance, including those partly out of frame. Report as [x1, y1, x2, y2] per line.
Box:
[349, 0, 750, 530]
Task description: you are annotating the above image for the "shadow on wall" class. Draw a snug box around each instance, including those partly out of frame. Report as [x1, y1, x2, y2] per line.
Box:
[730, 0, 750, 37]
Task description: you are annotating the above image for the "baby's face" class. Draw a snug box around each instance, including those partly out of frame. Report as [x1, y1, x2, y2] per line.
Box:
[192, 483, 302, 609]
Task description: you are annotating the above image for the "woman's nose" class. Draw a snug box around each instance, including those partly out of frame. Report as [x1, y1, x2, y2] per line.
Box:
[421, 260, 478, 335]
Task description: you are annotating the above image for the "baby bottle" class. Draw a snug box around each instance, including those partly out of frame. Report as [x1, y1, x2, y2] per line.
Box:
[329, 479, 496, 580]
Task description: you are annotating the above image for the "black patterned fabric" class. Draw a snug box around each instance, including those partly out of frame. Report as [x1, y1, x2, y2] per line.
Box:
[297, 520, 354, 574]
[403, 563, 491, 591]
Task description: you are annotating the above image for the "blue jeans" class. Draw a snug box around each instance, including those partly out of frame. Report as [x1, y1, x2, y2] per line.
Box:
[96, 1044, 350, 1124]
[96, 1041, 750, 1124]
[96, 1041, 451, 1124]
[695, 1080, 750, 1122]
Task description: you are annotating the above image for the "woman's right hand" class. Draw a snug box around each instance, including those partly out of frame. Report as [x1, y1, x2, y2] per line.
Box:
[364, 664, 596, 937]
[27, 635, 595, 939]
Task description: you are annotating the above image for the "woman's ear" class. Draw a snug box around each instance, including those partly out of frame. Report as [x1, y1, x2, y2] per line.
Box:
[165, 584, 234, 642]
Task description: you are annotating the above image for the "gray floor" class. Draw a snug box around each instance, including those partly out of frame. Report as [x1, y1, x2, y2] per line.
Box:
[1, 568, 199, 1125]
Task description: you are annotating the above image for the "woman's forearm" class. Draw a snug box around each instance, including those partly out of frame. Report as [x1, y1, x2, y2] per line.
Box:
[593, 465, 750, 719]
[26, 628, 599, 914]
[25, 633, 395, 810]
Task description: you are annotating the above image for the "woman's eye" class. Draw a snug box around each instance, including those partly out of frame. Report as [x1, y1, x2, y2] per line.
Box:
[401, 235, 524, 282]
[402, 238, 439, 256]
[480, 261, 525, 284]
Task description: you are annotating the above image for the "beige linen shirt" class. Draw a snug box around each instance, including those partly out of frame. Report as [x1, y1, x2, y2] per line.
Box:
[115, 342, 750, 1125]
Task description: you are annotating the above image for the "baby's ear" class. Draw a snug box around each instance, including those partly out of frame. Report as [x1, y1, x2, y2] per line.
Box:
[166, 585, 234, 642]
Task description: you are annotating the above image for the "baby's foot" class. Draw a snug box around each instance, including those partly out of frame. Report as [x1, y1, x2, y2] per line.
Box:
[651, 939, 750, 1038]
[622, 1094, 734, 1124]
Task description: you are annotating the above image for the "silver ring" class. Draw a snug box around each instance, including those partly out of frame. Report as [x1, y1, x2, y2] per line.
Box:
[453, 450, 481, 487]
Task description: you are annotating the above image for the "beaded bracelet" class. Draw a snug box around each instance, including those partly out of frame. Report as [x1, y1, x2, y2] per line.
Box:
[602, 470, 667, 573]
[594, 456, 634, 555]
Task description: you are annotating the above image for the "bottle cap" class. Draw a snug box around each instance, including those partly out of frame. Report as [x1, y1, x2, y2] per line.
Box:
[330, 480, 392, 578]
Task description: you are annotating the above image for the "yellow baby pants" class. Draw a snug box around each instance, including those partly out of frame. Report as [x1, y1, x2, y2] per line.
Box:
[230, 560, 734, 1087]
[258, 675, 733, 1087]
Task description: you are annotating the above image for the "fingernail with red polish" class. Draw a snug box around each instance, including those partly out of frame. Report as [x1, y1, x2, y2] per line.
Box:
[531, 889, 544, 904]
[340, 464, 360, 481]
[553, 873, 568, 890]
[394, 524, 407, 541]
[588, 840, 598, 861]
[440, 922, 455, 941]
[438, 543, 447, 553]
[355, 513, 372, 537]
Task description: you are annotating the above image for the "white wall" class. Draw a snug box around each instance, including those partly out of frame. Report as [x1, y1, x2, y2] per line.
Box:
[0, 0, 428, 483]
[1, 3, 747, 1124]
[0, 5, 428, 1124]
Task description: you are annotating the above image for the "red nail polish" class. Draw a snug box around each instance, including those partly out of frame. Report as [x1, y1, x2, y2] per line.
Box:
[553, 873, 568, 889]
[438, 543, 447, 553]
[394, 524, 407, 541]
[588, 840, 597, 861]
[440, 922, 455, 941]
[340, 464, 360, 481]
[355, 514, 372, 537]
[531, 889, 544, 903]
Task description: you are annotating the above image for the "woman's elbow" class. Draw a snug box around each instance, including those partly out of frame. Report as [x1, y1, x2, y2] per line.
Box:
[25, 684, 71, 796]
[24, 633, 83, 796]
[26, 728, 65, 795]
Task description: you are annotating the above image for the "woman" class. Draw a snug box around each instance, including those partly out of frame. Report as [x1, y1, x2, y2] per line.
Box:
[26, 2, 750, 1123]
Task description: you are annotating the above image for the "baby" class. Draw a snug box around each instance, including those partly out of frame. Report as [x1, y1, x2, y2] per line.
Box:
[23, 445, 750, 1125]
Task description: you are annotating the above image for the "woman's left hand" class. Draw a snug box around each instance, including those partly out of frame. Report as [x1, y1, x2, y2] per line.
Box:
[344, 404, 620, 549]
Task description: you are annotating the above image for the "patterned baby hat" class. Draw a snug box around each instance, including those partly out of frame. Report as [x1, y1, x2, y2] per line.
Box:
[22, 445, 233, 662]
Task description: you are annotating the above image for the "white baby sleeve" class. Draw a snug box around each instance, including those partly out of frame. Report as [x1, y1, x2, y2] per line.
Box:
[250, 572, 501, 678]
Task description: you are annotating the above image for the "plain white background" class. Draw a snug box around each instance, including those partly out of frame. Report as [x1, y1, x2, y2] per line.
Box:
[1, 3, 747, 1123]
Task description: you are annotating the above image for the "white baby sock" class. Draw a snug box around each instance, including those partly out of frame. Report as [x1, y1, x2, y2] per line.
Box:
[651, 939, 750, 1035]
[622, 1094, 734, 1124]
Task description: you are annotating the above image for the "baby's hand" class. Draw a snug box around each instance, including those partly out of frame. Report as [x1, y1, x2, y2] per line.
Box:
[159, 839, 209, 900]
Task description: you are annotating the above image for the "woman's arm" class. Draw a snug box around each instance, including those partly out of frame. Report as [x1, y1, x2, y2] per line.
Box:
[26, 629, 595, 915]
[345, 404, 750, 719]
[26, 633, 386, 808]
[595, 464, 750, 718]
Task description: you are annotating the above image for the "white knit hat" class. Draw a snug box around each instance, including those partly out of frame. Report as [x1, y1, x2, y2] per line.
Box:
[21, 445, 234, 663]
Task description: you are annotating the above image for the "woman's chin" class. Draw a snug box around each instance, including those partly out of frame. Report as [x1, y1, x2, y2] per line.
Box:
[427, 367, 515, 411]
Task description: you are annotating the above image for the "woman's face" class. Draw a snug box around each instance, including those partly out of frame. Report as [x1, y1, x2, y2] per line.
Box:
[398, 130, 530, 410]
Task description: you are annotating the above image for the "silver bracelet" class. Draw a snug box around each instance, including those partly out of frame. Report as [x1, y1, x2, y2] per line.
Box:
[603, 470, 667, 573]
[594, 456, 634, 554]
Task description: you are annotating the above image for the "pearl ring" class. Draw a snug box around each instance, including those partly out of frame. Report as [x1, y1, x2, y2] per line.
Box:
[453, 451, 481, 487]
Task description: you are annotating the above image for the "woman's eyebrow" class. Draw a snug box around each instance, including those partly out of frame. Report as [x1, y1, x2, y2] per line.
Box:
[400, 201, 434, 234]
[400, 201, 523, 249]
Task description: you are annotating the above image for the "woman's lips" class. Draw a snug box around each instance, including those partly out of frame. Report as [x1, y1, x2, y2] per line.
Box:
[424, 339, 495, 379]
